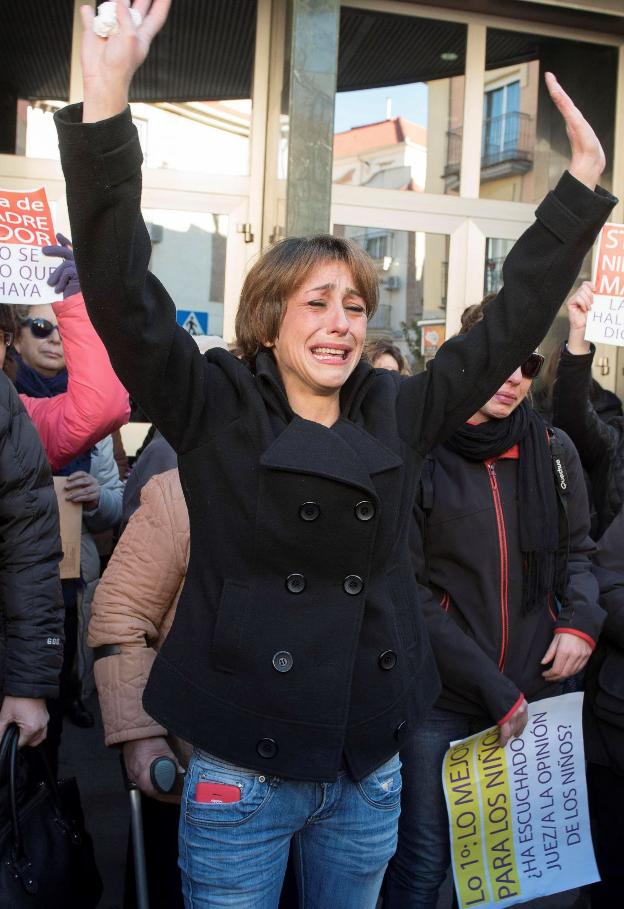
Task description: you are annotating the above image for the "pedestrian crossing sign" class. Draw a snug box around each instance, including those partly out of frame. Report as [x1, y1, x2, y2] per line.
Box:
[177, 309, 208, 335]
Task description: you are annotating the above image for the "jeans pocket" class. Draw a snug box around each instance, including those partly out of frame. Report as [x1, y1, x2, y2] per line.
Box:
[184, 750, 278, 828]
[356, 752, 402, 810]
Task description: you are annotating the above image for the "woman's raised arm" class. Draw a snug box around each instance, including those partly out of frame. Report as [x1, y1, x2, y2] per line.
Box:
[55, 1, 239, 453]
[397, 75, 615, 455]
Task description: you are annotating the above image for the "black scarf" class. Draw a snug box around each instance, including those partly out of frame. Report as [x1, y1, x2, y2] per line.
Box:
[445, 400, 560, 614]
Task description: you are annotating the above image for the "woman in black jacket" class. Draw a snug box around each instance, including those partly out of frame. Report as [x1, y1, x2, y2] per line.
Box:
[385, 298, 605, 909]
[551, 283, 624, 907]
[0, 324, 63, 750]
[54, 3, 613, 906]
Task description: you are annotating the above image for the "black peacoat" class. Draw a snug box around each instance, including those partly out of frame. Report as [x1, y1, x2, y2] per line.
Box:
[55, 104, 615, 781]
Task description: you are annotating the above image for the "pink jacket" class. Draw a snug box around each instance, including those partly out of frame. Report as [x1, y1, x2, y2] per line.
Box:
[19, 293, 130, 470]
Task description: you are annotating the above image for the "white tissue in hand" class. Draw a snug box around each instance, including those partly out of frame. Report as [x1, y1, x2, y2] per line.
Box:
[93, 2, 142, 38]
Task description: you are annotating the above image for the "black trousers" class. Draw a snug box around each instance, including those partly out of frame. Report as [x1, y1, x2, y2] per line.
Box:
[586, 761, 624, 908]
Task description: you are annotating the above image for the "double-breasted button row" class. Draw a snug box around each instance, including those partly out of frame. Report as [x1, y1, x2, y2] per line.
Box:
[286, 573, 365, 596]
[298, 500, 376, 523]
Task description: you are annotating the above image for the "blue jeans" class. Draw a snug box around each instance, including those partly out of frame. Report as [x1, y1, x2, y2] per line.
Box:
[179, 749, 401, 908]
[384, 708, 487, 909]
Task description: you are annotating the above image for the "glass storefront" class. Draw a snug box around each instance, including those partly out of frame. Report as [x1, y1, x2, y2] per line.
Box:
[143, 209, 229, 338]
[479, 29, 617, 201]
[335, 222, 449, 368]
[334, 8, 467, 196]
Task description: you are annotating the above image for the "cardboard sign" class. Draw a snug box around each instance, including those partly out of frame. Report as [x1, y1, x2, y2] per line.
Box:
[443, 693, 599, 909]
[53, 477, 82, 579]
[0, 187, 60, 305]
[585, 222, 624, 346]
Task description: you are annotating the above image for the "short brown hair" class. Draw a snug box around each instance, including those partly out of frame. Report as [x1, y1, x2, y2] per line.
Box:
[459, 293, 497, 336]
[235, 235, 379, 363]
[366, 337, 406, 372]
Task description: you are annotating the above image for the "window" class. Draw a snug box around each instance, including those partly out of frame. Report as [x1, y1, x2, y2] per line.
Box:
[482, 81, 520, 167]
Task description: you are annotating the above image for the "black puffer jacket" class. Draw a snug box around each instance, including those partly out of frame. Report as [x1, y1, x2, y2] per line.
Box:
[0, 372, 63, 700]
[552, 343, 624, 538]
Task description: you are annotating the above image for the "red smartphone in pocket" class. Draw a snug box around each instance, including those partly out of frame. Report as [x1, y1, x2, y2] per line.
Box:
[195, 781, 241, 803]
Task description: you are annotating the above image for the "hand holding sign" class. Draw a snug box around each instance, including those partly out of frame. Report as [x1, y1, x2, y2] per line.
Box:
[545, 72, 605, 191]
[43, 234, 81, 299]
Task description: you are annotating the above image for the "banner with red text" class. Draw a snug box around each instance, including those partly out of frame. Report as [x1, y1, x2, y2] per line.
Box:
[442, 693, 598, 909]
[0, 187, 60, 305]
[585, 222, 624, 346]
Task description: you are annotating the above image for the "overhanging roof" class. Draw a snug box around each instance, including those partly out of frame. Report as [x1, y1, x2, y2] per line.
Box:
[1, 1, 622, 103]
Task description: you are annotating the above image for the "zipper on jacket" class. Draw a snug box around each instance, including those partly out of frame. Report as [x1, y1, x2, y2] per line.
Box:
[485, 461, 509, 670]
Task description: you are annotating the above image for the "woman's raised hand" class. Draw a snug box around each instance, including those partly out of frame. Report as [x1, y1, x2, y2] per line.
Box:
[81, 1, 171, 123]
[545, 72, 605, 191]
[566, 280, 593, 355]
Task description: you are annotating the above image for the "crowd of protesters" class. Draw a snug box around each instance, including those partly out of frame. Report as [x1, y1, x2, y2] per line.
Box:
[2, 3, 624, 909]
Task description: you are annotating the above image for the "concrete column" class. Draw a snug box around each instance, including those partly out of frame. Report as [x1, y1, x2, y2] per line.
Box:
[69, 0, 94, 104]
[460, 24, 486, 199]
[285, 0, 340, 237]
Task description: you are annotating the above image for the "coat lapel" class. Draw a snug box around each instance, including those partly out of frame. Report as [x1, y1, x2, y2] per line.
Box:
[260, 416, 402, 496]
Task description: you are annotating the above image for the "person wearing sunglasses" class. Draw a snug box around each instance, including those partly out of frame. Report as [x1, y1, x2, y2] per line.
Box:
[0, 309, 63, 755]
[6, 241, 128, 739]
[2, 235, 130, 474]
[385, 294, 605, 909]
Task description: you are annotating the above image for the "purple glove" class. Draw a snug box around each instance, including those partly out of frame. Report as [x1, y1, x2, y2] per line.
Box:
[42, 233, 81, 299]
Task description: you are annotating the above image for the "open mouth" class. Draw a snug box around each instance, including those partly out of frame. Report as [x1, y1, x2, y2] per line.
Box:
[310, 345, 350, 363]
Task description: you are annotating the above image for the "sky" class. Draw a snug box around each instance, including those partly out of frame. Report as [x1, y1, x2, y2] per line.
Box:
[334, 82, 428, 134]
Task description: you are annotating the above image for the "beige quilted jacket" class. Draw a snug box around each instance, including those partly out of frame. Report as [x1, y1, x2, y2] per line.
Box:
[88, 468, 191, 763]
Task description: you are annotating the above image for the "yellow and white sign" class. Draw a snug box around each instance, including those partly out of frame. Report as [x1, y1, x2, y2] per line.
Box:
[443, 693, 598, 908]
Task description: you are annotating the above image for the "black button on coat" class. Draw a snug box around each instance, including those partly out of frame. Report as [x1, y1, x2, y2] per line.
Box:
[55, 104, 616, 781]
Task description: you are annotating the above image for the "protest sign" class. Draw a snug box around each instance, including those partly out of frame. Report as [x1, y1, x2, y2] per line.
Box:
[585, 222, 624, 346]
[0, 187, 59, 305]
[443, 693, 598, 909]
[53, 477, 82, 579]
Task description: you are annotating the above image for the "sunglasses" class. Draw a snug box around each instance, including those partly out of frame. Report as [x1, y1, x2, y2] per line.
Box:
[20, 317, 60, 339]
[520, 352, 544, 380]
[0, 330, 13, 347]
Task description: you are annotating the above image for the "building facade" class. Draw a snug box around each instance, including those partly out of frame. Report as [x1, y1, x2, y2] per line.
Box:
[1, 0, 623, 383]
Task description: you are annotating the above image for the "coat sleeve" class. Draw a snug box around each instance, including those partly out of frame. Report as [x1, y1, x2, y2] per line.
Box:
[397, 174, 616, 455]
[19, 293, 130, 471]
[89, 470, 188, 746]
[0, 375, 64, 699]
[553, 430, 605, 647]
[552, 344, 618, 473]
[83, 435, 125, 534]
[54, 105, 240, 455]
[411, 511, 523, 724]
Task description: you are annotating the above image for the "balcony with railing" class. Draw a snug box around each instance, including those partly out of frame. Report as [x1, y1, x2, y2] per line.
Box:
[444, 111, 534, 188]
